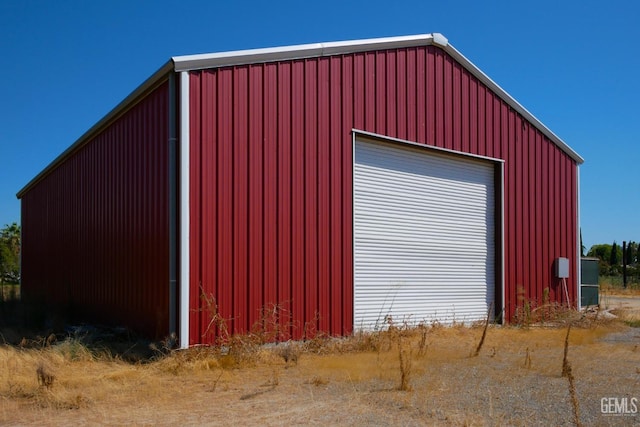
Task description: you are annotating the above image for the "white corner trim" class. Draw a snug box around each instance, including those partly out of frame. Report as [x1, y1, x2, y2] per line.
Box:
[576, 166, 581, 310]
[179, 71, 190, 349]
[499, 162, 506, 323]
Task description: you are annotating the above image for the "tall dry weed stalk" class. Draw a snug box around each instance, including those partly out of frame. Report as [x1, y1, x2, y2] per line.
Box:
[524, 347, 532, 369]
[36, 363, 55, 389]
[397, 332, 412, 391]
[254, 302, 294, 343]
[417, 325, 429, 357]
[515, 286, 532, 326]
[590, 305, 600, 328]
[278, 342, 300, 365]
[386, 320, 413, 392]
[200, 289, 230, 342]
[474, 303, 492, 356]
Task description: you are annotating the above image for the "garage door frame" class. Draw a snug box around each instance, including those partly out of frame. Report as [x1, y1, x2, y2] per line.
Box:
[351, 130, 504, 328]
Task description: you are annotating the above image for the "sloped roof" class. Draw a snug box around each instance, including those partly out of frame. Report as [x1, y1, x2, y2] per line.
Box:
[170, 33, 582, 164]
[17, 33, 582, 198]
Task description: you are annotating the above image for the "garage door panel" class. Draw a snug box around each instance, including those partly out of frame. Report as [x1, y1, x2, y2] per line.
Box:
[354, 139, 495, 329]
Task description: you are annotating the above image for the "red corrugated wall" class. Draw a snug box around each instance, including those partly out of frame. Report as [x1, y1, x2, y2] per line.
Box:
[21, 81, 170, 338]
[188, 46, 578, 344]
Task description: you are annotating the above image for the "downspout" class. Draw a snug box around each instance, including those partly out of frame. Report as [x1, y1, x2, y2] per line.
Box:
[576, 166, 581, 310]
[179, 72, 190, 348]
[168, 73, 177, 341]
[499, 162, 505, 324]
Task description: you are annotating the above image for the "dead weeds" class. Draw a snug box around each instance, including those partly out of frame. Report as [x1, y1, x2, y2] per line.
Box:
[0, 305, 637, 425]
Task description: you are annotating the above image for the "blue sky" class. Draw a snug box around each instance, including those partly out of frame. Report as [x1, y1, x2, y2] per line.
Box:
[0, 0, 638, 251]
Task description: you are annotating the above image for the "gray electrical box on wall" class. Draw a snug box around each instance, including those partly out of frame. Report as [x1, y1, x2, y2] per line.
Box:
[555, 257, 570, 278]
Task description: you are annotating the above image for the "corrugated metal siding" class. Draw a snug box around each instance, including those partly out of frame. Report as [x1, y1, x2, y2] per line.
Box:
[21, 82, 170, 338]
[353, 138, 495, 327]
[189, 63, 354, 343]
[189, 45, 578, 343]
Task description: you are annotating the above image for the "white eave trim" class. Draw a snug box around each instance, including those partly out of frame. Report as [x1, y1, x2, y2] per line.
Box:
[172, 34, 440, 72]
[16, 60, 175, 198]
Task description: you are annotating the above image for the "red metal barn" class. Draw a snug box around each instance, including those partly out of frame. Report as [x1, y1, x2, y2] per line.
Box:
[17, 34, 583, 347]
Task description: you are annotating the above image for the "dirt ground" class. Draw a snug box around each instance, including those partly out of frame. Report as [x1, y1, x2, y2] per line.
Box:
[0, 298, 639, 426]
[603, 294, 640, 311]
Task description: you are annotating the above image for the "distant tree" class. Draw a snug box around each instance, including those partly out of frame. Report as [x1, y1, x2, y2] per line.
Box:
[0, 223, 20, 284]
[610, 241, 620, 267]
[587, 243, 613, 273]
[580, 229, 585, 257]
[587, 244, 612, 262]
[628, 241, 638, 265]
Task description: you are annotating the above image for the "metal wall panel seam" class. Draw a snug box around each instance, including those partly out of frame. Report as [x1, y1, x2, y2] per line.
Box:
[290, 61, 305, 338]
[395, 50, 407, 140]
[276, 62, 292, 339]
[248, 64, 264, 334]
[233, 66, 249, 334]
[317, 57, 331, 333]
[304, 58, 319, 335]
[376, 51, 387, 135]
[179, 71, 190, 348]
[341, 57, 354, 335]
[328, 57, 340, 335]
[190, 71, 197, 340]
[201, 70, 216, 343]
[415, 48, 426, 144]
[189, 71, 202, 343]
[263, 63, 278, 333]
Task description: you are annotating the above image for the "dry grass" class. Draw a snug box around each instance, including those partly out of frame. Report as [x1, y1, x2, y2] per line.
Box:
[600, 280, 640, 297]
[602, 289, 640, 328]
[0, 308, 638, 426]
[611, 308, 640, 328]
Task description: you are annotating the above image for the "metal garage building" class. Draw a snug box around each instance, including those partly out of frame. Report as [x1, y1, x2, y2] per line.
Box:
[17, 33, 583, 347]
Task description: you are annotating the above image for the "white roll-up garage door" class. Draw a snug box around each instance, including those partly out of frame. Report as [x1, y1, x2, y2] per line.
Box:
[354, 138, 496, 329]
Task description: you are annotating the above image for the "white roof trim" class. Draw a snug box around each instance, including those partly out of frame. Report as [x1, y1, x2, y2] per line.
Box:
[441, 43, 584, 164]
[172, 34, 438, 72]
[17, 60, 174, 198]
[172, 33, 583, 164]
